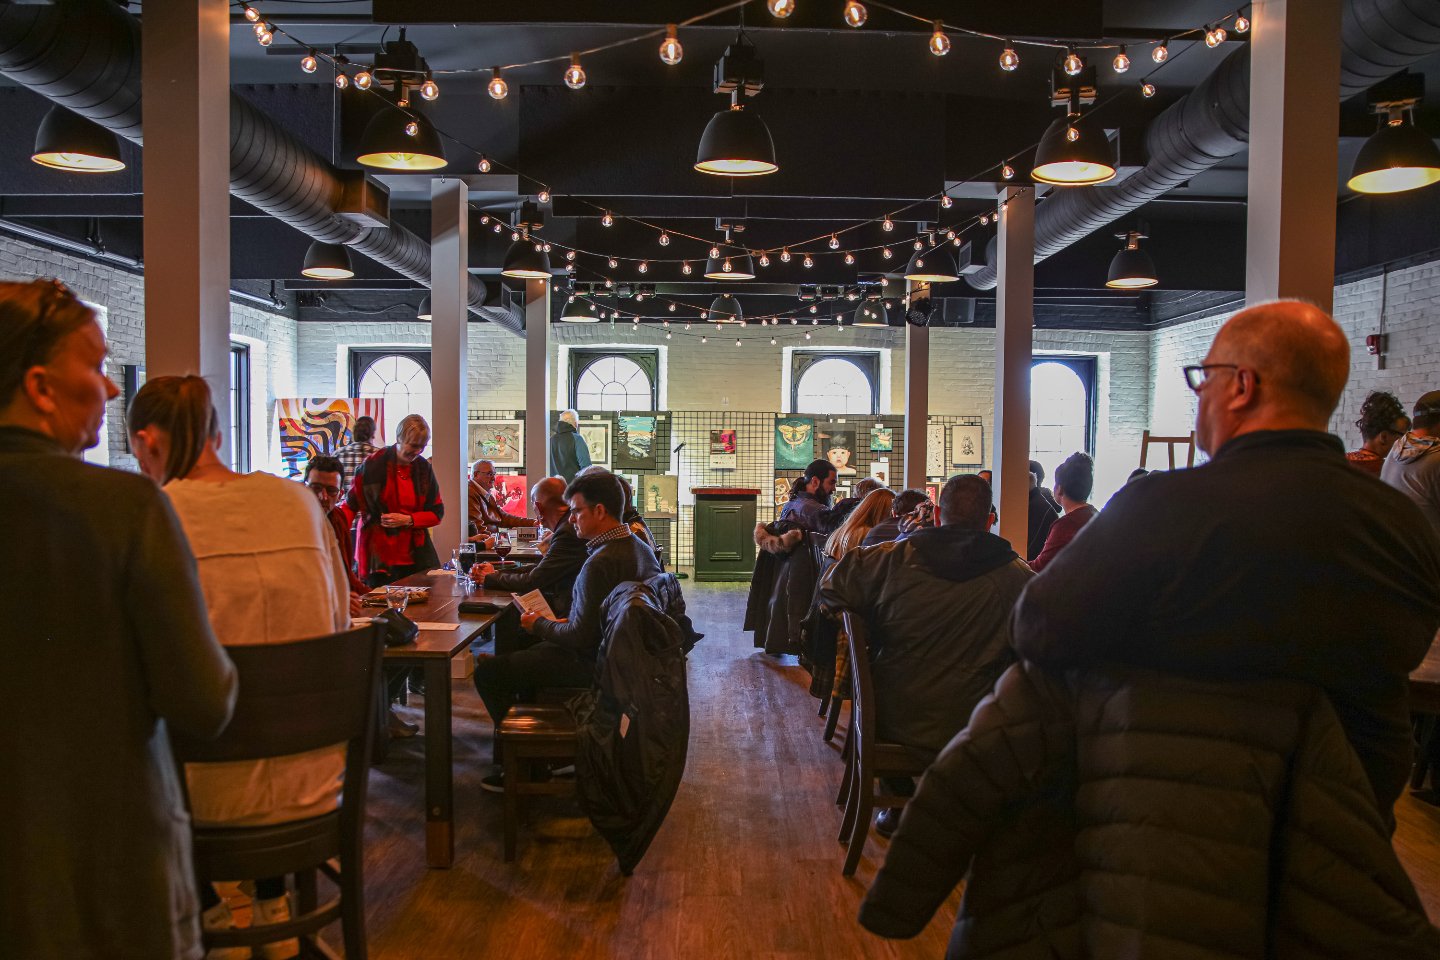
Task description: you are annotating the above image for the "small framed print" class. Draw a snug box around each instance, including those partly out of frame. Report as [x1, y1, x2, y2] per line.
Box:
[950, 424, 983, 468]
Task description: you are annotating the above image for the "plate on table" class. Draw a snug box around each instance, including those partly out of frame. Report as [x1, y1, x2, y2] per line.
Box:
[362, 585, 431, 606]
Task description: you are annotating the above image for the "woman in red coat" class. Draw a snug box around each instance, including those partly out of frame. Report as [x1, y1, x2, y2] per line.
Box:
[345, 413, 445, 587]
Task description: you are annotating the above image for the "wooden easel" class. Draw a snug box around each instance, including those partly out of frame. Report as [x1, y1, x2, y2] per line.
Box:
[1139, 429, 1196, 470]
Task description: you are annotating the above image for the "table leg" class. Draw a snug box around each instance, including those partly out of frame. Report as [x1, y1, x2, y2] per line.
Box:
[423, 659, 454, 868]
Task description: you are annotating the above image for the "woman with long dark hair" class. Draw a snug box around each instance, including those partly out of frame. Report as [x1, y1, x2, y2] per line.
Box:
[1348, 391, 1410, 477]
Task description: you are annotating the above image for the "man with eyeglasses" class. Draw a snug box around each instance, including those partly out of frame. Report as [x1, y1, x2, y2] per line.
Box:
[305, 454, 365, 615]
[1012, 300, 1440, 821]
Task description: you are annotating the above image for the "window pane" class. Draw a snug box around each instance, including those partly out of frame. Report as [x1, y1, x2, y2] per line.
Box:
[795, 357, 873, 415]
[576, 356, 653, 412]
[229, 345, 250, 473]
[1030, 361, 1089, 483]
[358, 354, 433, 455]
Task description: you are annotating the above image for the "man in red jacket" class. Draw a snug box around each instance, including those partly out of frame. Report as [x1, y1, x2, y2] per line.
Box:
[1029, 451, 1098, 572]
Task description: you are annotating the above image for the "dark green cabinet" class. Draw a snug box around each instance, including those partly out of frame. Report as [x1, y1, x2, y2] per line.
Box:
[691, 487, 759, 582]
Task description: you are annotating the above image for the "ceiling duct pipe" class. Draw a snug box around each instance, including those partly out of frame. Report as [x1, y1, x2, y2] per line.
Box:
[0, 0, 522, 333]
[965, 0, 1440, 291]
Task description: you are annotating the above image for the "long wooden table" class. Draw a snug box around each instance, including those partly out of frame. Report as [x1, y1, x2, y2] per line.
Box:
[377, 572, 512, 868]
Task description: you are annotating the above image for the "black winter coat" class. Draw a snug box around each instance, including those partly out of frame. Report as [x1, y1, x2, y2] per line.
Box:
[481, 517, 586, 619]
[533, 532, 661, 660]
[860, 661, 1440, 960]
[572, 573, 690, 874]
[744, 522, 823, 656]
[549, 420, 592, 483]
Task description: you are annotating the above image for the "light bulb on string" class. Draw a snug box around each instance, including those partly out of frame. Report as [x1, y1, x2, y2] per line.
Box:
[829, 234, 840, 249]
[397, 97, 410, 108]
[492, 223, 503, 233]
[722, 258, 733, 273]
[882, 247, 892, 259]
[736, 338, 742, 347]
[1112, 45, 1130, 73]
[1063, 47, 1084, 76]
[404, 120, 419, 137]
[511, 231, 520, 241]
[803, 254, 814, 268]
[257, 28, 274, 46]
[602, 212, 614, 227]
[566, 250, 576, 261]
[913, 238, 924, 251]
[659, 24, 683, 65]
[682, 261, 693, 275]
[608, 258, 619, 269]
[805, 331, 812, 340]
[702, 335, 708, 343]
[759, 253, 771, 268]
[668, 303, 676, 312]
[771, 336, 777, 345]
[812, 316, 819, 325]
[844, 252, 856, 265]
[253, 22, 267, 37]
[882, 217, 894, 231]
[605, 278, 614, 288]
[781, 248, 792, 263]
[537, 188, 551, 203]
[1205, 25, 1226, 47]
[843, 2, 867, 28]
[659, 232, 671, 246]
[1152, 41, 1169, 63]
[945, 229, 955, 240]
[979, 214, 990, 225]
[638, 261, 649, 273]
[790, 317, 798, 325]
[300, 52, 319, 74]
[353, 70, 373, 90]
[1234, 13, 1250, 33]
[243, 5, 260, 22]
[480, 215, 491, 224]
[1002, 161, 1015, 180]
[809, 304, 818, 314]
[564, 54, 587, 90]
[941, 194, 953, 208]
[543, 243, 552, 253]
[1141, 80, 1156, 98]
[929, 22, 950, 57]
[1066, 125, 1080, 142]
[768, 0, 796, 16]
[478, 155, 492, 173]
[999, 45, 1020, 71]
[335, 72, 350, 90]
[420, 75, 440, 101]
[488, 67, 509, 100]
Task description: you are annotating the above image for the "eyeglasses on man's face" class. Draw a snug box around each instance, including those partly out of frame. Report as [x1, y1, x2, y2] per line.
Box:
[1183, 363, 1241, 392]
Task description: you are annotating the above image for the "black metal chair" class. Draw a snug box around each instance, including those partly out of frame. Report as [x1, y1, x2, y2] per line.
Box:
[836, 612, 936, 877]
[171, 623, 384, 959]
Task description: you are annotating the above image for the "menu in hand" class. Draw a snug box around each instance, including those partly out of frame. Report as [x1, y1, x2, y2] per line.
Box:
[511, 589, 556, 621]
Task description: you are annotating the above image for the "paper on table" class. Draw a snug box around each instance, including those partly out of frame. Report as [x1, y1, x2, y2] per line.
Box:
[512, 589, 556, 620]
[415, 621, 460, 631]
[428, 569, 454, 576]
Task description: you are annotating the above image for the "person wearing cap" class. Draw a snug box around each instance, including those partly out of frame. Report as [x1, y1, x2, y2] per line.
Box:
[1381, 390, 1440, 539]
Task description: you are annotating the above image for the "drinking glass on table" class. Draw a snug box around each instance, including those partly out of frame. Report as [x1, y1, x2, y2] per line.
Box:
[494, 531, 512, 561]
[456, 543, 477, 586]
[385, 585, 410, 615]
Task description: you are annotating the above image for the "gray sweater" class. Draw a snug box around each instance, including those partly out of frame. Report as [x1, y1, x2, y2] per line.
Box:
[0, 427, 237, 960]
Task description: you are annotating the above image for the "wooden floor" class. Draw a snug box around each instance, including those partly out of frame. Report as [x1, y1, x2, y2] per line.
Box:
[352, 581, 1440, 958]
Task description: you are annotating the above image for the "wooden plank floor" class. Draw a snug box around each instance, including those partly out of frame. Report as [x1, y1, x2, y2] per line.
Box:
[355, 581, 1440, 957]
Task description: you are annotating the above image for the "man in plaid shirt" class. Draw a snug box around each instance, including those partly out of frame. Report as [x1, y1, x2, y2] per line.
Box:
[335, 415, 380, 479]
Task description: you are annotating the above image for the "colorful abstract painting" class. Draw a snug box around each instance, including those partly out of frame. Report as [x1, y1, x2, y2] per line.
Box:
[616, 416, 658, 470]
[468, 419, 524, 467]
[709, 429, 737, 471]
[869, 425, 893, 452]
[774, 417, 815, 470]
[277, 398, 385, 478]
[493, 474, 529, 515]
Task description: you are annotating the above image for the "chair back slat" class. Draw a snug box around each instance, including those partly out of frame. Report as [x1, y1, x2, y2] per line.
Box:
[841, 612, 876, 752]
[171, 624, 384, 764]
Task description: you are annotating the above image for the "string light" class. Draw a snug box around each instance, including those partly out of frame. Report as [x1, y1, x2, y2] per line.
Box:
[843, 1, 867, 28]
[1002, 161, 1015, 179]
[1234, 12, 1251, 33]
[803, 254, 815, 268]
[420, 74, 440, 100]
[844, 252, 856, 264]
[478, 155, 492, 173]
[702, 335, 708, 343]
[404, 120, 419, 136]
[1063, 46, 1083, 76]
[1141, 80, 1157, 98]
[759, 253, 771, 268]
[300, 52, 319, 74]
[882, 247, 893, 259]
[334, 72, 349, 90]
[668, 303, 676, 312]
[566, 250, 576, 261]
[658, 232, 671, 246]
[638, 261, 649, 273]
[565, 54, 587, 90]
[829, 234, 840, 249]
[771, 337, 777, 345]
[805, 331, 812, 340]
[257, 26, 274, 46]
[682, 261, 693, 275]
[768, 0, 796, 16]
[1065, 125, 1080, 142]
[660, 24, 683, 65]
[537, 188, 551, 203]
[809, 304, 818, 314]
[353, 70, 372, 90]
[1112, 45, 1130, 73]
[493, 223, 503, 233]
[709, 245, 721, 258]
[979, 214, 989, 225]
[736, 338, 742, 347]
[781, 248, 792, 263]
[929, 21, 950, 57]
[1205, 24, 1227, 47]
[945, 229, 955, 240]
[488, 67, 509, 100]
[940, 194, 953, 208]
[999, 45, 1020, 71]
[243, 5, 260, 22]
[913, 237, 924, 251]
[1152, 41, 1169, 63]
[882, 217, 894, 231]
[602, 211, 614, 227]
[608, 257, 619, 269]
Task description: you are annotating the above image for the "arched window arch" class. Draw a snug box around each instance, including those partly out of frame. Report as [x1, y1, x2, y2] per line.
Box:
[793, 354, 878, 415]
[351, 350, 433, 452]
[1030, 357, 1095, 483]
[570, 351, 656, 411]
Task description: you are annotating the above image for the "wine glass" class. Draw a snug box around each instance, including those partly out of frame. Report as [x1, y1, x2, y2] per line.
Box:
[495, 532, 512, 561]
[385, 585, 410, 615]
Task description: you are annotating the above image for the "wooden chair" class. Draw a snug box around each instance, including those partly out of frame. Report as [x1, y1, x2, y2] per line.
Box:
[1139, 429, 1196, 470]
[171, 623, 384, 960]
[836, 612, 937, 877]
[1409, 635, 1440, 790]
[497, 704, 579, 862]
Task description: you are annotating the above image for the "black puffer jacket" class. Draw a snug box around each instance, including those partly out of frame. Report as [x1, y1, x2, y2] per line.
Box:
[860, 662, 1440, 960]
[744, 522, 823, 656]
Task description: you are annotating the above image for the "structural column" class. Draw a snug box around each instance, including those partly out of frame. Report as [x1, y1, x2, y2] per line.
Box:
[523, 278, 551, 505]
[902, 306, 929, 488]
[1245, 0, 1343, 310]
[993, 186, 1034, 553]
[431, 178, 469, 558]
[142, 0, 231, 458]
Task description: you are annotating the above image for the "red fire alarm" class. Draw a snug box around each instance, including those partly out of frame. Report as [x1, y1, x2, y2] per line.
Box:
[1366, 334, 1385, 356]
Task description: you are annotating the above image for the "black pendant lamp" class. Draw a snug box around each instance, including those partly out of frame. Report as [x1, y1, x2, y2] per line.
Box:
[854, 300, 890, 327]
[31, 106, 126, 173]
[501, 232, 552, 280]
[301, 240, 354, 280]
[1347, 113, 1440, 195]
[1105, 228, 1157, 289]
[704, 250, 756, 280]
[356, 106, 447, 171]
[903, 245, 961, 284]
[417, 295, 432, 320]
[708, 293, 743, 324]
[1032, 112, 1115, 186]
[696, 102, 778, 176]
[560, 297, 601, 322]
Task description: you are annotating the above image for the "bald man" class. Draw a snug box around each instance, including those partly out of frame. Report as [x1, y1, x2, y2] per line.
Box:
[470, 477, 585, 622]
[1013, 301, 1440, 819]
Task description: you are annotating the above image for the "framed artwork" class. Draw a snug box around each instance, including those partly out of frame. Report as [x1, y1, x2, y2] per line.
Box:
[643, 474, 679, 519]
[869, 425, 893, 452]
[277, 398, 385, 479]
[821, 427, 857, 476]
[709, 429, 737, 471]
[579, 421, 611, 467]
[775, 417, 815, 470]
[951, 424, 984, 468]
[467, 419, 524, 468]
[773, 476, 793, 508]
[924, 482, 940, 504]
[834, 481, 853, 501]
[616, 416, 658, 471]
[869, 458, 891, 487]
[926, 423, 946, 477]
[493, 474, 529, 515]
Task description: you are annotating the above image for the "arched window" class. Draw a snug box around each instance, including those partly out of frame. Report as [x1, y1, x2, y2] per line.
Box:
[572, 353, 655, 411]
[352, 350, 433, 452]
[794, 354, 877, 415]
[1030, 358, 1094, 483]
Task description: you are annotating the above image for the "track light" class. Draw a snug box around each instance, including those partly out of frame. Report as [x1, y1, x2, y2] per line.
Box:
[696, 101, 779, 176]
[356, 107, 446, 170]
[1106, 228, 1158, 288]
[1348, 105, 1440, 195]
[502, 232, 552, 279]
[302, 241, 354, 280]
[31, 107, 126, 173]
[488, 67, 509, 100]
[660, 24, 683, 65]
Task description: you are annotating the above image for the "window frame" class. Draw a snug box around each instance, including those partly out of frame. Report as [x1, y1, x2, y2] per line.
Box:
[348, 348, 433, 398]
[791, 350, 880, 415]
[1030, 355, 1098, 458]
[229, 342, 251, 473]
[568, 349, 658, 411]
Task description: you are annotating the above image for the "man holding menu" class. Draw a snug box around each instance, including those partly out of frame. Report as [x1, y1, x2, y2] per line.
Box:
[473, 470, 660, 791]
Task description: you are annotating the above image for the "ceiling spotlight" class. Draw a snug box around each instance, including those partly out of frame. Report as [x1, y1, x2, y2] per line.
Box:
[31, 106, 126, 173]
[300, 52, 319, 74]
[843, 1, 867, 28]
[1141, 81, 1156, 98]
[1106, 227, 1158, 288]
[356, 106, 446, 170]
[488, 67, 509, 101]
[930, 22, 951, 57]
[478, 155, 492, 173]
[696, 100, 779, 176]
[1112, 45, 1130, 73]
[1234, 13, 1251, 33]
[301, 241, 354, 280]
[1063, 47, 1084, 76]
[999, 45, 1020, 71]
[709, 293, 742, 324]
[565, 54, 587, 90]
[1348, 103, 1440, 194]
[660, 24, 683, 65]
[768, 0, 796, 16]
[420, 75, 440, 101]
[1152, 42, 1169, 63]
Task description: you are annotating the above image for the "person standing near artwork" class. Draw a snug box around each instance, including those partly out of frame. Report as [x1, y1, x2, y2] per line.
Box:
[346, 414, 445, 586]
[334, 415, 380, 480]
[550, 408, 592, 483]
[467, 459, 538, 541]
